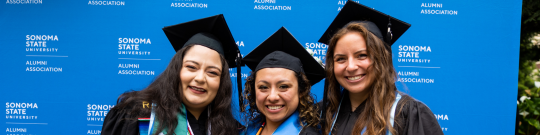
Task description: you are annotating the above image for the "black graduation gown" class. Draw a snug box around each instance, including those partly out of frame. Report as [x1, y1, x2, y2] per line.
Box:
[101, 105, 210, 135]
[101, 102, 148, 135]
[102, 103, 243, 135]
[330, 92, 444, 135]
[300, 125, 322, 135]
[186, 107, 209, 135]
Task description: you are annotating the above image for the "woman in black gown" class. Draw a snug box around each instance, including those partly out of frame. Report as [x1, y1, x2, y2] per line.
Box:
[318, 1, 444, 135]
[101, 14, 243, 135]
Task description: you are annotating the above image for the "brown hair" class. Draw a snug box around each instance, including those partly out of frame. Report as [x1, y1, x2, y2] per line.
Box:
[322, 22, 403, 135]
[243, 71, 320, 127]
[112, 44, 239, 135]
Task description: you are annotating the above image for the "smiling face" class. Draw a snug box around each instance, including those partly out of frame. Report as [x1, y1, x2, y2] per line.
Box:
[180, 45, 223, 110]
[255, 68, 299, 124]
[333, 31, 373, 94]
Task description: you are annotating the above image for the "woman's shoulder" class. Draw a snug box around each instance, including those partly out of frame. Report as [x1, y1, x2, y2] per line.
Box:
[101, 102, 144, 135]
[101, 93, 152, 135]
[394, 93, 444, 135]
[396, 94, 434, 115]
[300, 126, 321, 135]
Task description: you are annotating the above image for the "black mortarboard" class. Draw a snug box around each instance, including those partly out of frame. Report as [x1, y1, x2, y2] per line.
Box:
[318, 0, 411, 50]
[318, 0, 411, 128]
[162, 14, 240, 67]
[162, 14, 245, 110]
[243, 27, 325, 85]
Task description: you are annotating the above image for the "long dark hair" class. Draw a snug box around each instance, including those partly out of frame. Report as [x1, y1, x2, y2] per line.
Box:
[112, 44, 238, 135]
[322, 23, 411, 135]
[243, 71, 320, 127]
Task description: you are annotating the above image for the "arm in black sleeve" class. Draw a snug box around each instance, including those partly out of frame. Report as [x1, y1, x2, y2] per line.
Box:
[395, 99, 444, 135]
[102, 108, 140, 135]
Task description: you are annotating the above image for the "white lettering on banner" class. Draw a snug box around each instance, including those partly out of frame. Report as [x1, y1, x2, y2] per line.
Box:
[305, 43, 328, 49]
[25, 61, 47, 65]
[5, 115, 38, 119]
[254, 5, 291, 10]
[5, 102, 38, 120]
[399, 45, 432, 52]
[236, 41, 245, 47]
[338, 0, 360, 11]
[230, 72, 249, 78]
[118, 64, 140, 68]
[25, 48, 58, 52]
[26, 35, 58, 41]
[26, 35, 59, 53]
[25, 67, 63, 72]
[6, 0, 42, 4]
[88, 0, 125, 6]
[434, 114, 449, 120]
[118, 51, 151, 55]
[421, 3, 443, 8]
[397, 45, 431, 63]
[6, 102, 38, 109]
[398, 71, 420, 76]
[87, 104, 114, 121]
[397, 58, 431, 63]
[116, 37, 156, 76]
[254, 0, 275, 4]
[396, 78, 435, 83]
[88, 130, 102, 134]
[421, 9, 458, 15]
[26, 35, 59, 52]
[171, 3, 208, 8]
[118, 38, 151, 44]
[337, 0, 359, 5]
[118, 38, 151, 55]
[305, 42, 328, 62]
[118, 70, 155, 75]
[254, 0, 291, 11]
[6, 128, 27, 132]
[420, 3, 458, 15]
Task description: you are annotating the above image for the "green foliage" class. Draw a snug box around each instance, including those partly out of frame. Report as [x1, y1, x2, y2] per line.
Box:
[517, 0, 540, 134]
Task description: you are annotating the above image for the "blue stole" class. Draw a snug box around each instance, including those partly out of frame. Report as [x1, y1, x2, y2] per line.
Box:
[243, 111, 302, 135]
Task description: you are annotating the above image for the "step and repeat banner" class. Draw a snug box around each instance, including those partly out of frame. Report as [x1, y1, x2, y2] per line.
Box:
[1, 0, 521, 134]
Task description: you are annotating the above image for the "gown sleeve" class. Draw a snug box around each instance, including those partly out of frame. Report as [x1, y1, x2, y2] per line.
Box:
[101, 108, 140, 135]
[300, 126, 321, 135]
[394, 99, 444, 135]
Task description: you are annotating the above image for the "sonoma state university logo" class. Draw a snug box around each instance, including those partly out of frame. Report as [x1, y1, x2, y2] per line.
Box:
[87, 104, 114, 122]
[6, 102, 38, 120]
[117, 37, 157, 76]
[25, 35, 64, 73]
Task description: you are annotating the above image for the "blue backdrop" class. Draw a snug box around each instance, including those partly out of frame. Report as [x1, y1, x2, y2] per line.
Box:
[1, 0, 521, 134]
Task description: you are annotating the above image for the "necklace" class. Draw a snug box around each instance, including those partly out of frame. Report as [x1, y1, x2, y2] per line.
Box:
[256, 122, 266, 135]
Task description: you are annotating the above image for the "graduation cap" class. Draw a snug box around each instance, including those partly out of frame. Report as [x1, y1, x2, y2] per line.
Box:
[318, 0, 411, 50]
[317, 0, 411, 128]
[162, 14, 245, 110]
[243, 27, 325, 85]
